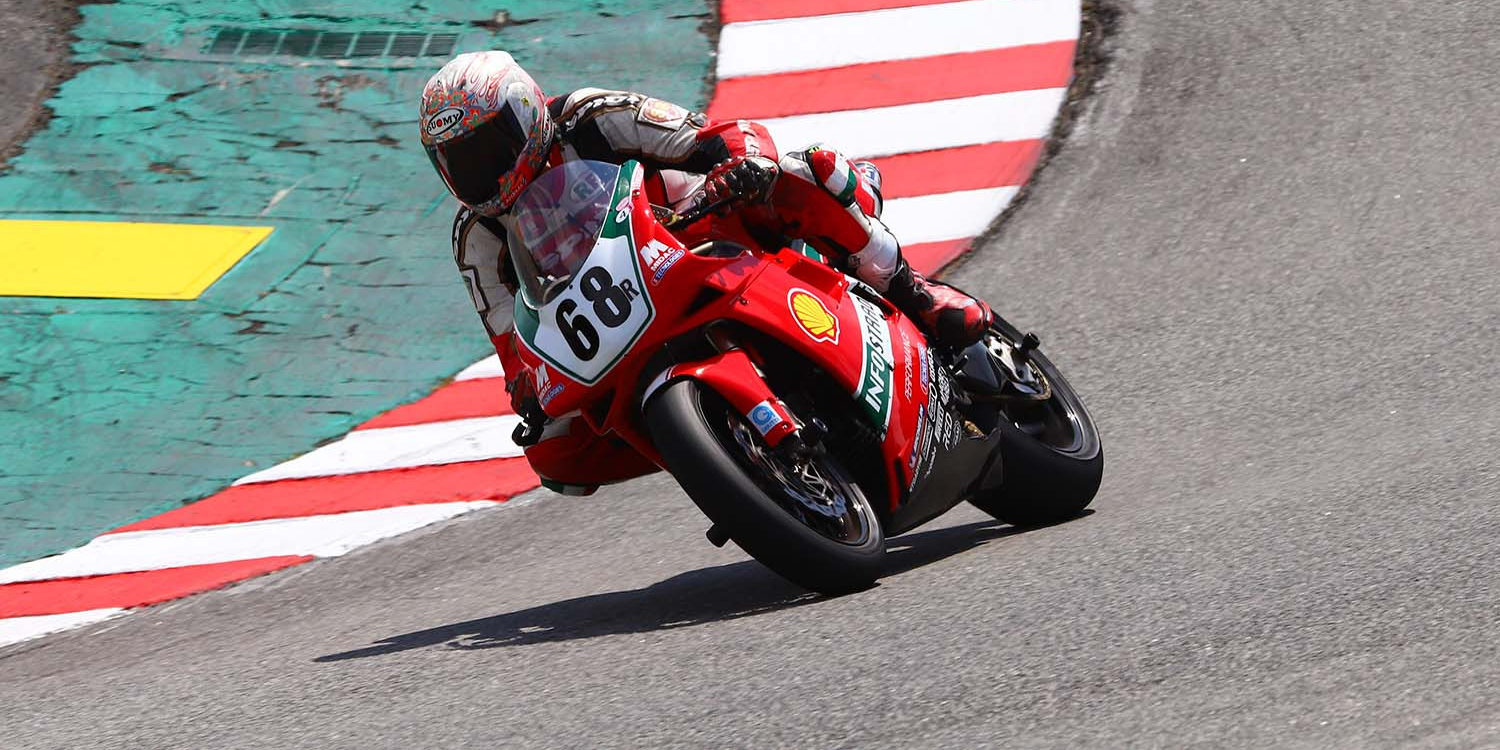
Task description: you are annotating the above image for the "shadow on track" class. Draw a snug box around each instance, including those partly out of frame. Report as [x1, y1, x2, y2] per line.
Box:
[316, 515, 1086, 662]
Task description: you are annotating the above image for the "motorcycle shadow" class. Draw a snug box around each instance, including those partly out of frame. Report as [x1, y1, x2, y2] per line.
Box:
[315, 514, 1088, 662]
[881, 512, 1091, 578]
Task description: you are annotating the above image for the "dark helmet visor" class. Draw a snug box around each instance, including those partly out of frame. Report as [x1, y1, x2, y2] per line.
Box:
[426, 110, 528, 208]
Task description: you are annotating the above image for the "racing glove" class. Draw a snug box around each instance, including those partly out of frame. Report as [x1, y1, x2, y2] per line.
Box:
[505, 371, 546, 424]
[704, 155, 780, 207]
[506, 370, 550, 446]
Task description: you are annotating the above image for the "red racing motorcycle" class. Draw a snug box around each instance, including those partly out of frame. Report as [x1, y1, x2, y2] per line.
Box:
[505, 159, 1102, 594]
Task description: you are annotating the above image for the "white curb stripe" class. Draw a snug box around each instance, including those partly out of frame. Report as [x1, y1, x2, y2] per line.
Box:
[760, 88, 1068, 158]
[0, 608, 127, 648]
[234, 415, 525, 485]
[883, 186, 1022, 244]
[454, 355, 504, 381]
[718, 0, 1078, 79]
[0, 502, 499, 584]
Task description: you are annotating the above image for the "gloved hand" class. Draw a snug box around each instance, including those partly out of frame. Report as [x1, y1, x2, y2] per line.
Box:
[505, 370, 546, 425]
[703, 155, 780, 208]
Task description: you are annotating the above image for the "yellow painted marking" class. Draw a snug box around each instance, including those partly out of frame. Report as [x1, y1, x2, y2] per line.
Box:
[0, 220, 272, 300]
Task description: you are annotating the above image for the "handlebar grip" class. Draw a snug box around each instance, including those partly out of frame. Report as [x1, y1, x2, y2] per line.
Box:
[664, 196, 736, 231]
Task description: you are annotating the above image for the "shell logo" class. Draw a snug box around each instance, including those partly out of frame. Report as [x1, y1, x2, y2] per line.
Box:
[788, 289, 839, 344]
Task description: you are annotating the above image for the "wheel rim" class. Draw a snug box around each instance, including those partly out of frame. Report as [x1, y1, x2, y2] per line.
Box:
[983, 326, 1092, 456]
[710, 400, 876, 547]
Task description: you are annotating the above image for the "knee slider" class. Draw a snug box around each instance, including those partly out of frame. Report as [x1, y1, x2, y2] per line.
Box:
[801, 145, 862, 208]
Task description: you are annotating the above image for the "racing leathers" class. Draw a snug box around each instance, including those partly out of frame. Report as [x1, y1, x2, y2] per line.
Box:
[451, 88, 985, 490]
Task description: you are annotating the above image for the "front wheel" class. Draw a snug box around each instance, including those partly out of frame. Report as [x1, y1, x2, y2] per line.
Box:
[645, 380, 884, 595]
[968, 315, 1104, 526]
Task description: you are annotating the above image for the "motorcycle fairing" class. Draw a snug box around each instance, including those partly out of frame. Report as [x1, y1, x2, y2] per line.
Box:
[504, 158, 988, 516]
[512, 162, 655, 401]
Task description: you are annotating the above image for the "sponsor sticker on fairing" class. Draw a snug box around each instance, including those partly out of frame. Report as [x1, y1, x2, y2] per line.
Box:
[748, 400, 783, 436]
[639, 238, 684, 285]
[908, 405, 926, 474]
[788, 288, 840, 344]
[535, 364, 565, 407]
[540, 383, 565, 407]
[851, 295, 895, 431]
[899, 327, 913, 401]
[919, 346, 932, 396]
[907, 403, 945, 491]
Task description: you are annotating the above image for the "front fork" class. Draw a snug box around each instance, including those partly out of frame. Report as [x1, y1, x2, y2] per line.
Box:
[644, 347, 832, 548]
[644, 348, 800, 449]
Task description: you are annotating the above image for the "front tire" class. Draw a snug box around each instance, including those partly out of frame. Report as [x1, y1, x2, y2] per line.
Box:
[646, 380, 884, 595]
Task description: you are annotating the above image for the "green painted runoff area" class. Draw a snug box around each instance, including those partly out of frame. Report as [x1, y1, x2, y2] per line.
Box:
[0, 1, 711, 566]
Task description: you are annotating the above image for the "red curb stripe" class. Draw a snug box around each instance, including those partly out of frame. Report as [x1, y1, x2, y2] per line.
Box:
[0, 557, 311, 618]
[869, 140, 1044, 199]
[356, 377, 511, 431]
[722, 0, 960, 24]
[111, 458, 538, 533]
[708, 42, 1075, 120]
[904, 239, 972, 274]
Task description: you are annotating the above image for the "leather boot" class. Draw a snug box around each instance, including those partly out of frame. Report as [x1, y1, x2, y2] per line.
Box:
[883, 259, 993, 347]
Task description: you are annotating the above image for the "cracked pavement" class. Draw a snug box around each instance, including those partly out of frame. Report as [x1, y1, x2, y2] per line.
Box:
[0, 0, 713, 566]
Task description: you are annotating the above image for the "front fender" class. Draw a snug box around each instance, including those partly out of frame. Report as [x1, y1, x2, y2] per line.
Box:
[642, 349, 798, 447]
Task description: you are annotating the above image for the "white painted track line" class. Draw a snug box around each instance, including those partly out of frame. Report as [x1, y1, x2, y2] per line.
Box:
[718, 0, 1079, 78]
[0, 502, 499, 584]
[0, 608, 126, 648]
[234, 415, 525, 485]
[882, 186, 1022, 244]
[760, 88, 1067, 158]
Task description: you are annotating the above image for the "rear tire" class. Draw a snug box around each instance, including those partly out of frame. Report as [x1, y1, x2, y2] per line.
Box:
[646, 380, 884, 595]
[968, 316, 1104, 526]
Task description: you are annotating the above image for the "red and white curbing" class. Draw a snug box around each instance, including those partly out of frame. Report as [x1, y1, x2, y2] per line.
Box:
[713, 0, 1078, 270]
[0, 0, 1079, 648]
[0, 361, 531, 647]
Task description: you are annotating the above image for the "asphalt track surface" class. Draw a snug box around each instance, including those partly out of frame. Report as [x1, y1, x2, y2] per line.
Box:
[5, 1, 1500, 747]
[0, 0, 74, 166]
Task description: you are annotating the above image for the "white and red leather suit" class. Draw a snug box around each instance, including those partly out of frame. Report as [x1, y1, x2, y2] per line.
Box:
[451, 89, 974, 490]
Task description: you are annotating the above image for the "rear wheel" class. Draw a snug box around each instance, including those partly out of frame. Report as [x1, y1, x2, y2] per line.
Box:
[968, 316, 1104, 525]
[646, 380, 884, 595]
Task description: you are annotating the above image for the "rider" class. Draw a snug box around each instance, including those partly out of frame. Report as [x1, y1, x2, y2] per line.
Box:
[420, 51, 993, 490]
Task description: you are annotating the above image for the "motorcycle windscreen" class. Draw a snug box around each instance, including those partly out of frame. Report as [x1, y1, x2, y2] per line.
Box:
[506, 160, 622, 308]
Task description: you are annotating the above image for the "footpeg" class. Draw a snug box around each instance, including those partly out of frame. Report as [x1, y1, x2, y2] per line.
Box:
[1015, 332, 1041, 360]
[706, 524, 730, 548]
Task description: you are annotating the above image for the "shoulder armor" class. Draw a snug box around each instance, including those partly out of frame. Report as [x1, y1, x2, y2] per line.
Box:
[553, 88, 644, 133]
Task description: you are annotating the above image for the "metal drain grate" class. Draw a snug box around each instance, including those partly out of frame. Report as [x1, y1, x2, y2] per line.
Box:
[207, 29, 459, 58]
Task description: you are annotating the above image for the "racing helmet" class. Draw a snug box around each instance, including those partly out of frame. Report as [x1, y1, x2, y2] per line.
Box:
[420, 51, 555, 217]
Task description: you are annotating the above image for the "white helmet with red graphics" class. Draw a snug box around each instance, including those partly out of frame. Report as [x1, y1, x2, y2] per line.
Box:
[420, 51, 556, 217]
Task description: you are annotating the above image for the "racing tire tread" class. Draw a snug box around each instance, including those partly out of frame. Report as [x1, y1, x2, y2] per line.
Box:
[645, 379, 885, 595]
[968, 317, 1104, 526]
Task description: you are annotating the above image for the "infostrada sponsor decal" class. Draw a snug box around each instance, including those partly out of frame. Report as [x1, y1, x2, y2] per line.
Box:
[852, 295, 894, 431]
[788, 288, 839, 344]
